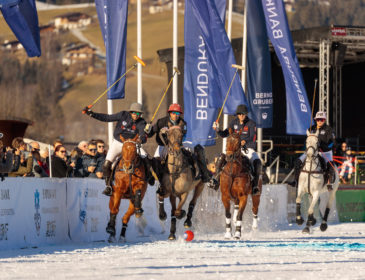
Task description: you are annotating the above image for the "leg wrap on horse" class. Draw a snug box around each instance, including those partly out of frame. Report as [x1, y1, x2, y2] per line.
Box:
[194, 144, 211, 183]
[134, 189, 142, 210]
[106, 213, 117, 236]
[208, 153, 226, 190]
[102, 160, 113, 196]
[252, 159, 262, 195]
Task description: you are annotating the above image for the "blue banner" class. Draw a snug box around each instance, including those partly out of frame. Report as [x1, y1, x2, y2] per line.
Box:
[183, 0, 228, 147]
[187, 0, 248, 115]
[95, 0, 128, 99]
[0, 0, 41, 57]
[246, 0, 273, 128]
[261, 0, 311, 135]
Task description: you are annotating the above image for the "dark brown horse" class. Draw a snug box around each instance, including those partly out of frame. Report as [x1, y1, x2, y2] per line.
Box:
[106, 134, 148, 242]
[158, 124, 205, 240]
[220, 129, 262, 240]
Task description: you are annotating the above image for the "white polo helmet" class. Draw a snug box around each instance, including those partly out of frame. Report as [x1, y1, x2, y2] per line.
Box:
[314, 111, 327, 120]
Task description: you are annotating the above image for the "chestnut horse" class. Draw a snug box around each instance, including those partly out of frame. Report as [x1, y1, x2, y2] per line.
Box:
[220, 129, 262, 240]
[159, 125, 205, 240]
[106, 134, 148, 242]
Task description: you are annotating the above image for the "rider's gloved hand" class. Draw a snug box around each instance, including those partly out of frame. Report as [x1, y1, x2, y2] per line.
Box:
[144, 122, 152, 134]
[82, 106, 93, 116]
[212, 121, 219, 131]
[160, 127, 168, 134]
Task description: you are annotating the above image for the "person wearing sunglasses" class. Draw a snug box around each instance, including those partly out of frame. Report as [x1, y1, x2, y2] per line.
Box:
[290, 111, 336, 188]
[51, 145, 73, 178]
[81, 142, 103, 178]
[211, 104, 262, 195]
[84, 102, 154, 196]
[144, 103, 212, 196]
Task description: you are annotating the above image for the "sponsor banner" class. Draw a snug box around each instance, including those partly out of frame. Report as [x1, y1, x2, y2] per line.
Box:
[0, 179, 26, 250]
[331, 27, 346, 36]
[21, 178, 68, 247]
[0, 0, 41, 57]
[95, 0, 128, 99]
[183, 0, 227, 147]
[67, 179, 109, 242]
[246, 0, 273, 128]
[336, 189, 365, 222]
[186, 0, 248, 115]
[261, 0, 311, 135]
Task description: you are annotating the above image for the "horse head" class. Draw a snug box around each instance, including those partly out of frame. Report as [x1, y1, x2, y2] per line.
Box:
[305, 129, 319, 158]
[226, 128, 241, 161]
[120, 134, 139, 172]
[167, 125, 183, 156]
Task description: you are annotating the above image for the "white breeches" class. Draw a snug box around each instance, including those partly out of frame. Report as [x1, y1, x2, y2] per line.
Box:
[154, 145, 168, 160]
[106, 138, 146, 162]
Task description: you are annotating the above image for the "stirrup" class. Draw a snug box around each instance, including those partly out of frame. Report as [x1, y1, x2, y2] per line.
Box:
[252, 186, 260, 195]
[102, 186, 113, 196]
[207, 178, 219, 191]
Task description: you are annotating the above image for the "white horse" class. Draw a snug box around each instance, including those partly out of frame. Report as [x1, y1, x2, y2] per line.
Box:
[296, 130, 339, 234]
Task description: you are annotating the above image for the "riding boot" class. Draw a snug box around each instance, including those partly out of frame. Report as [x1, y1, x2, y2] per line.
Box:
[288, 158, 303, 188]
[141, 157, 155, 185]
[181, 148, 196, 178]
[151, 157, 166, 196]
[102, 160, 113, 196]
[208, 153, 226, 191]
[194, 144, 212, 183]
[326, 161, 336, 188]
[252, 159, 262, 195]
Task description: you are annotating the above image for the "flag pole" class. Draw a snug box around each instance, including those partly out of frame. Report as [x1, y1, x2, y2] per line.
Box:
[222, 0, 233, 153]
[137, 0, 142, 104]
[172, 0, 178, 103]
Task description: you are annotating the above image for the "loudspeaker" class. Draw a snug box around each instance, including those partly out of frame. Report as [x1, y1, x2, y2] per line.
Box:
[332, 42, 347, 66]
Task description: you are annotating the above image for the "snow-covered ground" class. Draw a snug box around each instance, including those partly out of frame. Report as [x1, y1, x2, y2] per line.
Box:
[1, 222, 364, 280]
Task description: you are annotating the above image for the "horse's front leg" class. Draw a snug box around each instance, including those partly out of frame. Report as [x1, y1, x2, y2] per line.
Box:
[133, 182, 146, 218]
[184, 182, 205, 228]
[222, 193, 232, 239]
[175, 193, 188, 220]
[119, 200, 135, 242]
[107, 187, 122, 241]
[320, 181, 338, 231]
[295, 175, 306, 226]
[234, 195, 248, 240]
[168, 195, 177, 240]
[303, 191, 319, 234]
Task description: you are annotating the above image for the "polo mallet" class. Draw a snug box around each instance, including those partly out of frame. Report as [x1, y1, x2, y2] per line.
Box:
[150, 67, 181, 122]
[309, 78, 318, 129]
[82, 55, 146, 113]
[215, 64, 244, 123]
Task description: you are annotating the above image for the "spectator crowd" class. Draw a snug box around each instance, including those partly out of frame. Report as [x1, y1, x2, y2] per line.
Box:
[0, 136, 107, 180]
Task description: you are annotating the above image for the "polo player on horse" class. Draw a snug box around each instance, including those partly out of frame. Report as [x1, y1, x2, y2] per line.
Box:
[144, 103, 212, 195]
[84, 102, 154, 196]
[210, 104, 262, 195]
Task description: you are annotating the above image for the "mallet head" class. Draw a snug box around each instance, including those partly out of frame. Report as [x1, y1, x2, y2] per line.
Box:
[231, 64, 245, 70]
[134, 55, 146, 67]
[173, 67, 181, 75]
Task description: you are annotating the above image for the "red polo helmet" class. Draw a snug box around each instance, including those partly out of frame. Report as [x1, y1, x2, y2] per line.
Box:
[168, 103, 183, 114]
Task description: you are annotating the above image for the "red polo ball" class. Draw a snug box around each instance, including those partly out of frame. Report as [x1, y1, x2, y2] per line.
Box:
[184, 230, 194, 242]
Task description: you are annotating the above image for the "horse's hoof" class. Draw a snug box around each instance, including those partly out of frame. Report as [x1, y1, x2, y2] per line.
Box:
[118, 236, 126, 243]
[102, 187, 113, 196]
[252, 218, 258, 230]
[296, 217, 304, 226]
[135, 208, 144, 218]
[320, 222, 328, 232]
[108, 235, 116, 243]
[176, 210, 186, 220]
[224, 231, 232, 239]
[309, 218, 317, 226]
[184, 219, 192, 228]
[168, 233, 176, 240]
[234, 231, 241, 240]
[302, 227, 310, 234]
[159, 211, 167, 221]
[106, 225, 116, 236]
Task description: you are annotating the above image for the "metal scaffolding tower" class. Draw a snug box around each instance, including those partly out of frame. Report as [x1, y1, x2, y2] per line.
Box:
[319, 39, 330, 123]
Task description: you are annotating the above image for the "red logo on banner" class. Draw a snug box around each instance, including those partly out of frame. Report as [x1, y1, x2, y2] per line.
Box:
[332, 27, 346, 36]
[244, 126, 248, 131]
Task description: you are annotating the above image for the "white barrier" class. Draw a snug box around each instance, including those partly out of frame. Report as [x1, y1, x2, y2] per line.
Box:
[1, 178, 291, 250]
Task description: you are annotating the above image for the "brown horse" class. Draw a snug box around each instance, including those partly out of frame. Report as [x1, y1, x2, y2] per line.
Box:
[106, 134, 148, 242]
[220, 129, 262, 240]
[158, 125, 205, 240]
